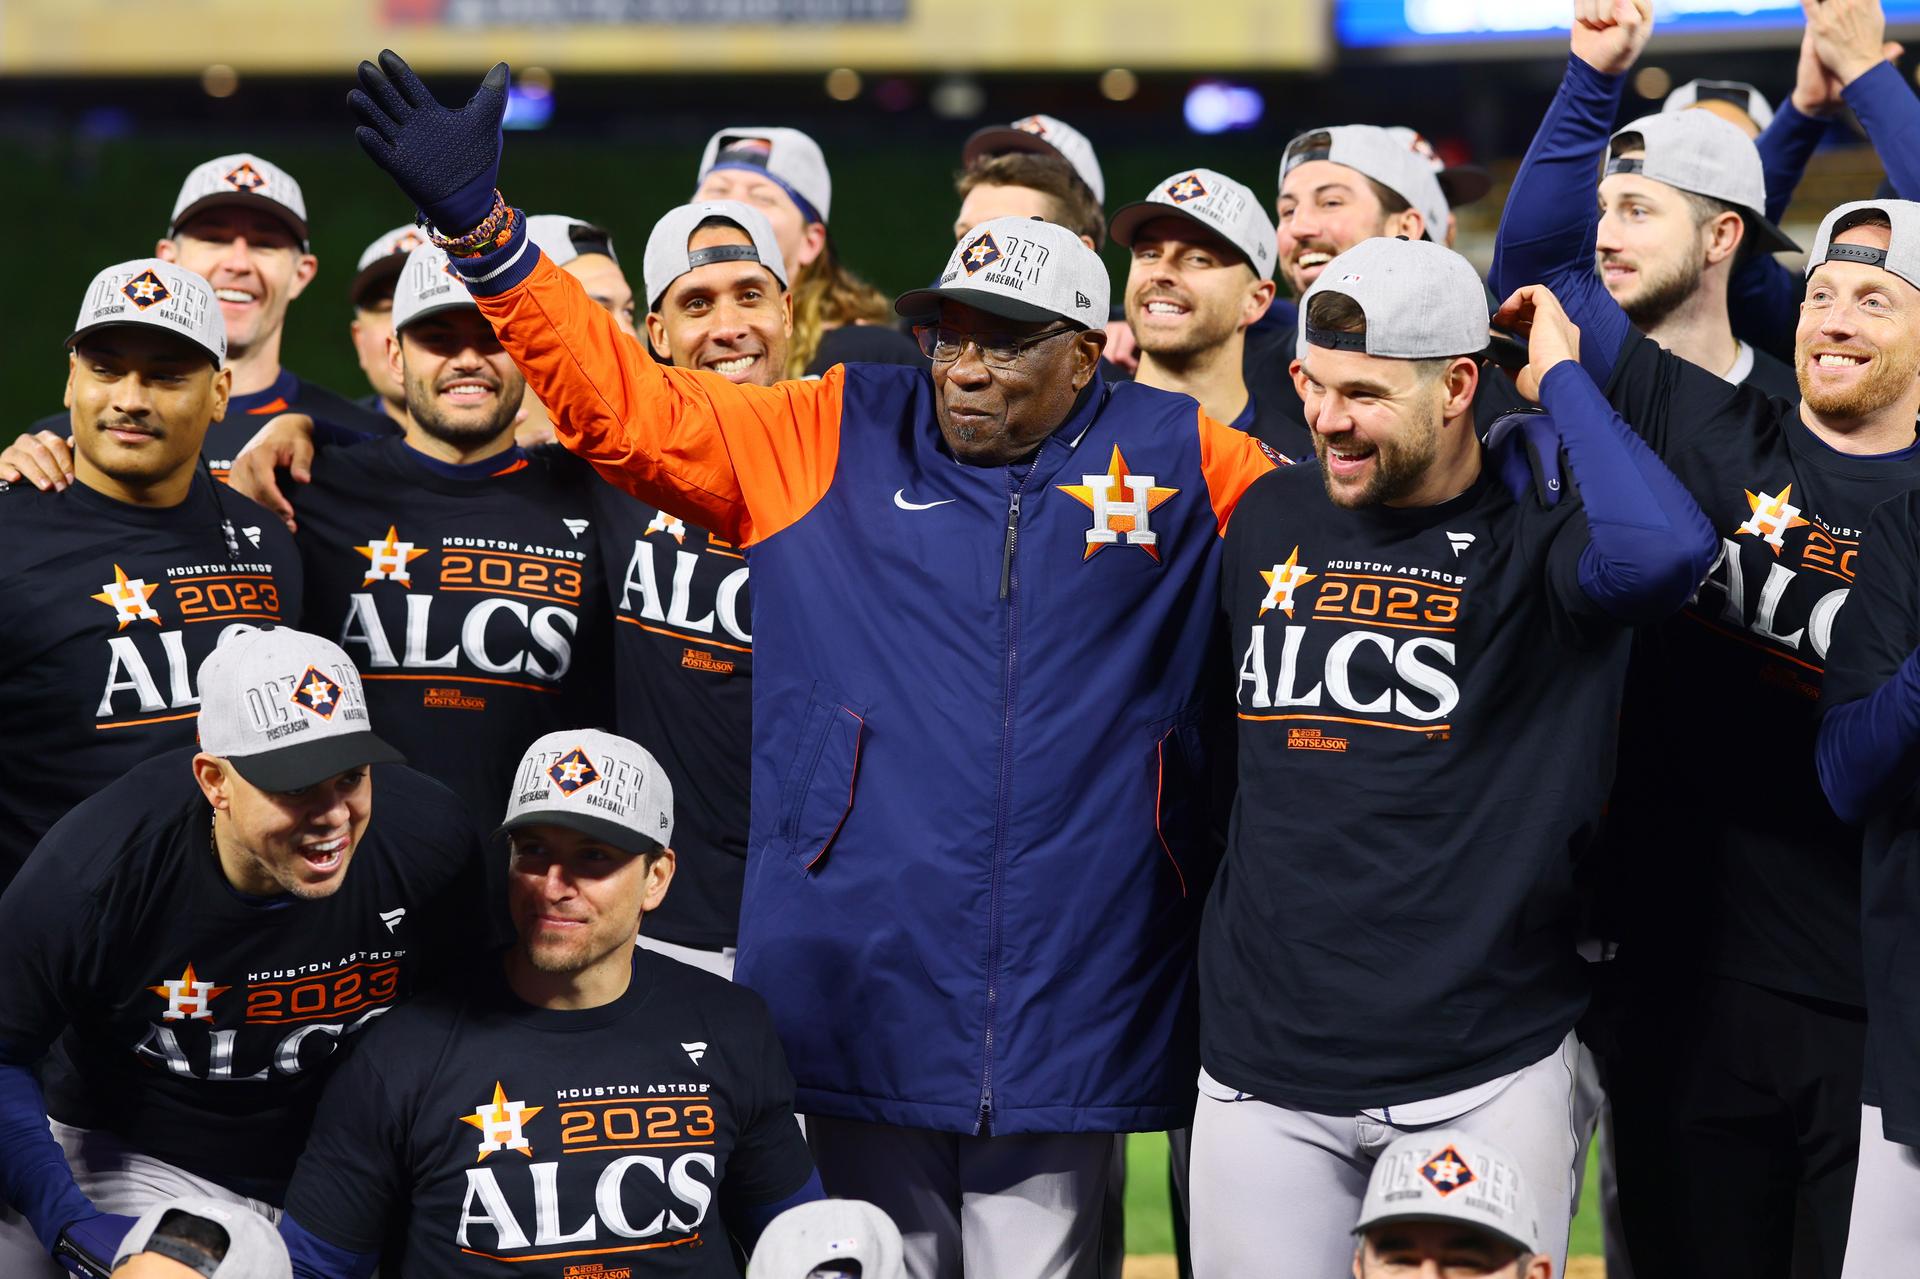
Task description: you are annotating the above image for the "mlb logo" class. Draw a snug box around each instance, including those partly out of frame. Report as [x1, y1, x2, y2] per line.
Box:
[1167, 174, 1208, 204]
[224, 161, 266, 193]
[1419, 1145, 1477, 1197]
[962, 232, 1003, 275]
[290, 665, 344, 719]
[121, 269, 171, 311]
[548, 747, 601, 795]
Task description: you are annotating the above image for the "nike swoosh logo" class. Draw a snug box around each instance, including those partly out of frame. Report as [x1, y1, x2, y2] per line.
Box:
[893, 489, 956, 511]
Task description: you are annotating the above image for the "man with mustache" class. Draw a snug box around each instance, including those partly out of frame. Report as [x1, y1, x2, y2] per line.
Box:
[266, 243, 608, 823]
[1492, 2, 1920, 1271]
[344, 49, 1278, 1277]
[1110, 168, 1293, 455]
[0, 257, 302, 885]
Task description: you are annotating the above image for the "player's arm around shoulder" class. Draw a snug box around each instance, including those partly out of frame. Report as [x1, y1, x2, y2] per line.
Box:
[1196, 405, 1284, 536]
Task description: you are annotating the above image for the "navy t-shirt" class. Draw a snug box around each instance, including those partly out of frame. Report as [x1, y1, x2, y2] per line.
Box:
[1203, 460, 1623, 1110]
[0, 472, 302, 880]
[0, 749, 485, 1201]
[284, 948, 814, 1275]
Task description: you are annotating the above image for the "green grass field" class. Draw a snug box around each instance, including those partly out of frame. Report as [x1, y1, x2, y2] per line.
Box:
[1122, 1133, 1605, 1257]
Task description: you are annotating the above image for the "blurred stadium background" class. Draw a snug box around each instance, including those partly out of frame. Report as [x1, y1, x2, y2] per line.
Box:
[4, 0, 1914, 1269]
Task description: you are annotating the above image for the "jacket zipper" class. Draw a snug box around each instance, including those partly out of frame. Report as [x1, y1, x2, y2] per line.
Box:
[981, 456, 1038, 1133]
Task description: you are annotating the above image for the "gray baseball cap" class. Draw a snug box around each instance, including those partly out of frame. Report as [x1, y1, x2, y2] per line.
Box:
[746, 1199, 906, 1279]
[1281, 126, 1449, 246]
[1297, 237, 1488, 362]
[1608, 112, 1798, 254]
[644, 200, 789, 311]
[1806, 199, 1920, 290]
[527, 214, 620, 268]
[1665, 78, 1775, 132]
[196, 628, 403, 793]
[1109, 168, 1278, 280]
[113, 1196, 292, 1279]
[169, 152, 309, 248]
[1385, 126, 1493, 210]
[68, 257, 227, 367]
[963, 113, 1106, 206]
[348, 223, 429, 307]
[1355, 1129, 1541, 1256]
[697, 126, 833, 224]
[390, 243, 478, 332]
[896, 215, 1109, 330]
[498, 728, 675, 855]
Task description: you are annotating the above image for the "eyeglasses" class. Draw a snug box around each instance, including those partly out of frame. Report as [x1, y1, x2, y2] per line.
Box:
[914, 324, 1077, 369]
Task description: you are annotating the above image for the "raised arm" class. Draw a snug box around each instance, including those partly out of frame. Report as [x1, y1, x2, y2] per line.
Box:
[346, 50, 842, 547]
[1490, 0, 1652, 388]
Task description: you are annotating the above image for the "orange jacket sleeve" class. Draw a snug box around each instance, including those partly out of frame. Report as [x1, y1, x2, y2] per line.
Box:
[1196, 408, 1284, 535]
[473, 252, 842, 547]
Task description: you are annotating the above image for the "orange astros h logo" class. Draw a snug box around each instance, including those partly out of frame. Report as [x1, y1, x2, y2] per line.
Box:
[1737, 484, 1810, 553]
[1258, 548, 1317, 617]
[91, 564, 162, 628]
[357, 525, 429, 585]
[1419, 1145, 1477, 1197]
[1167, 174, 1208, 203]
[962, 233, 1003, 275]
[290, 666, 343, 719]
[148, 962, 229, 1022]
[460, 1082, 542, 1161]
[121, 270, 171, 311]
[548, 748, 600, 795]
[1058, 445, 1178, 562]
[223, 161, 266, 192]
[645, 511, 688, 544]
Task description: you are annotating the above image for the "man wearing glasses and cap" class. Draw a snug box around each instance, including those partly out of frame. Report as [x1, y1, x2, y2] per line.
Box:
[278, 728, 821, 1276]
[1494, 2, 1920, 1269]
[0, 627, 485, 1277]
[346, 50, 1276, 1276]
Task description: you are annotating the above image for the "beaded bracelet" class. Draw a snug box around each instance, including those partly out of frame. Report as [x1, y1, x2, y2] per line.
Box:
[428, 190, 515, 257]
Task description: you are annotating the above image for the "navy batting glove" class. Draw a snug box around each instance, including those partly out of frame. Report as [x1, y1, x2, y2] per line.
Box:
[349, 49, 507, 236]
[53, 1211, 138, 1277]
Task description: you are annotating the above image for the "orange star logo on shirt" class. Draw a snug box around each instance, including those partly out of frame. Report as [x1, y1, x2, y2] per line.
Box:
[1258, 548, 1318, 617]
[91, 564, 162, 629]
[459, 1081, 543, 1161]
[356, 525, 429, 586]
[1736, 484, 1811, 553]
[1057, 445, 1179, 562]
[146, 962, 230, 1022]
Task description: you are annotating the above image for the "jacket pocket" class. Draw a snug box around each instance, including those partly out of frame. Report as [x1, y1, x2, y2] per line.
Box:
[777, 681, 867, 872]
[1152, 709, 1206, 898]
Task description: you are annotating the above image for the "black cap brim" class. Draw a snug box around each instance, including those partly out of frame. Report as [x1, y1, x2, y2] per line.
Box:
[349, 255, 408, 308]
[495, 811, 664, 858]
[65, 320, 222, 368]
[225, 731, 405, 793]
[171, 193, 310, 248]
[1436, 165, 1494, 208]
[962, 125, 1065, 172]
[893, 285, 1064, 325]
[1354, 1212, 1533, 1257]
[1745, 210, 1801, 256]
[1107, 201, 1254, 267]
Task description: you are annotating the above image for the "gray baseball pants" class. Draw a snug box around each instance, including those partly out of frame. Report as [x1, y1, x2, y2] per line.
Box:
[807, 1116, 1122, 1279]
[1188, 1032, 1588, 1279]
[1841, 1104, 1920, 1275]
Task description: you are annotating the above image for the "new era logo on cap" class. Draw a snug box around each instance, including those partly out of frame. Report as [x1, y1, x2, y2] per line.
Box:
[962, 233, 1003, 274]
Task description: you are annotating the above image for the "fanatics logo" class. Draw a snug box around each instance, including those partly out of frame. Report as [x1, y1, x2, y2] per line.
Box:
[1167, 173, 1208, 204]
[645, 511, 687, 544]
[357, 525, 429, 585]
[1419, 1145, 1477, 1197]
[459, 1081, 542, 1161]
[223, 161, 266, 193]
[548, 747, 600, 795]
[962, 232, 1003, 275]
[91, 564, 162, 629]
[562, 518, 590, 540]
[290, 665, 344, 719]
[147, 962, 230, 1022]
[1445, 531, 1476, 557]
[1737, 484, 1811, 553]
[1258, 548, 1317, 617]
[1058, 445, 1178, 562]
[121, 269, 171, 311]
[682, 1041, 708, 1065]
[378, 907, 407, 933]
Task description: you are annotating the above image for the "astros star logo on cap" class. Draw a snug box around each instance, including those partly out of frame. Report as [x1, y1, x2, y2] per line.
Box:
[1167, 174, 1208, 203]
[1420, 1145, 1477, 1197]
[290, 666, 343, 720]
[962, 232, 1003, 275]
[224, 161, 266, 193]
[1014, 116, 1050, 137]
[121, 269, 171, 311]
[548, 747, 601, 795]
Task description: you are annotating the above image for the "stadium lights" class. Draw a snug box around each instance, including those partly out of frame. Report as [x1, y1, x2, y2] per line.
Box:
[825, 68, 863, 101]
[1100, 68, 1139, 102]
[1184, 80, 1263, 135]
[201, 65, 239, 99]
[504, 68, 554, 131]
